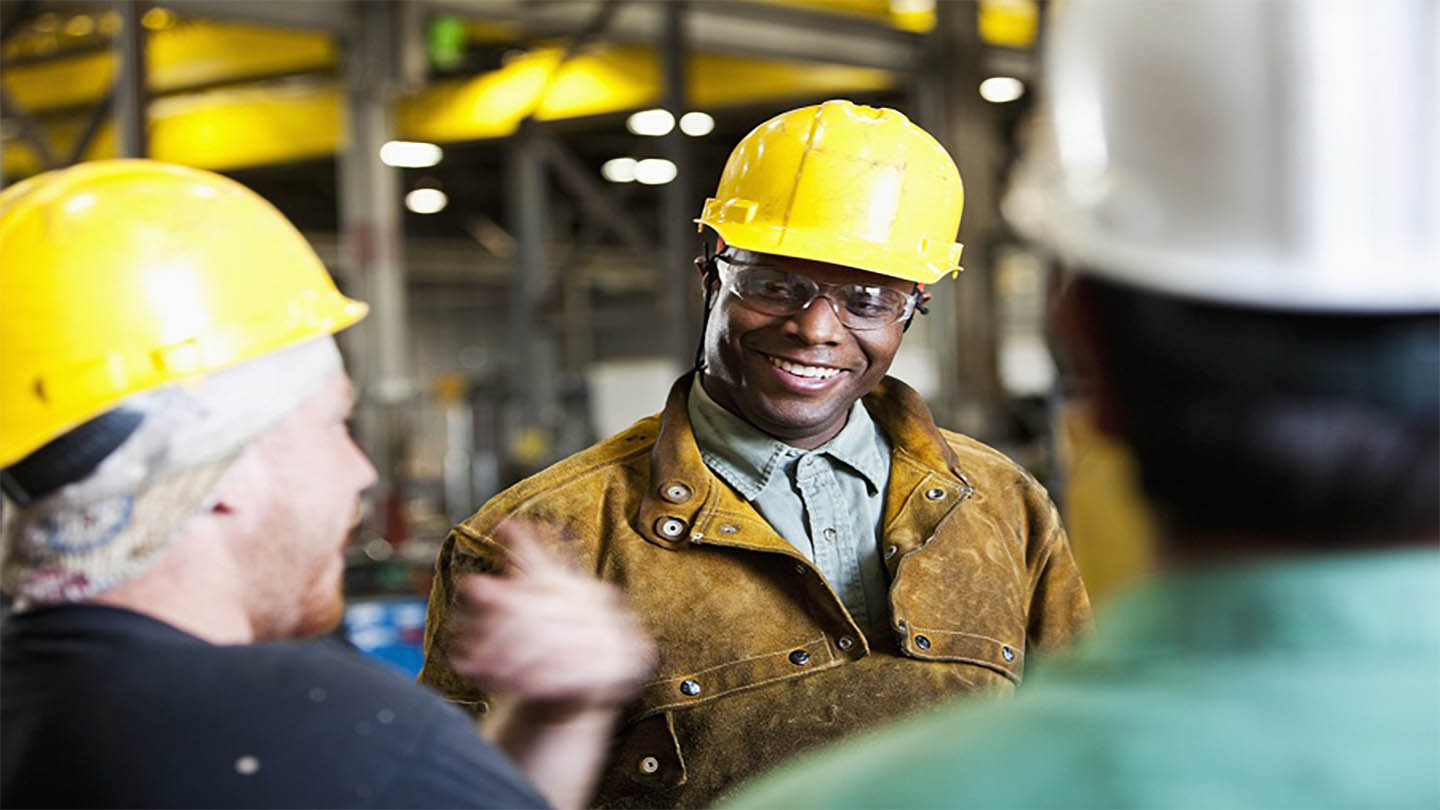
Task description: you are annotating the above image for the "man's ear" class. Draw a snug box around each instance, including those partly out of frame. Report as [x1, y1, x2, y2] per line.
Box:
[1052, 277, 1126, 438]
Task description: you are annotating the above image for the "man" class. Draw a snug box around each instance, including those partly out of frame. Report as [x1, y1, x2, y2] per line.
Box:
[0, 160, 654, 809]
[726, 1, 1440, 807]
[421, 100, 1092, 807]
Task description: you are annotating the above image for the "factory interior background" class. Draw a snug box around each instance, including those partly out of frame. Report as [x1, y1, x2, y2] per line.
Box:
[0, 0, 1155, 675]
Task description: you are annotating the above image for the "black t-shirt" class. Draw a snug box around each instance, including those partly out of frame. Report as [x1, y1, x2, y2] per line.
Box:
[1, 604, 549, 809]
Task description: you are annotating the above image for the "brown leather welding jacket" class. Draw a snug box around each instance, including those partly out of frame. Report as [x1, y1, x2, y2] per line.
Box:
[419, 375, 1092, 808]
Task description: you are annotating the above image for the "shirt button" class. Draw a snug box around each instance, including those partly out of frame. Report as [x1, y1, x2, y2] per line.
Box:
[794, 562, 807, 575]
[883, 544, 898, 559]
[659, 482, 693, 503]
[655, 517, 687, 539]
[914, 635, 932, 650]
[823, 528, 837, 541]
[925, 487, 946, 500]
[836, 635, 855, 651]
[788, 649, 811, 666]
[679, 679, 701, 697]
[639, 756, 660, 774]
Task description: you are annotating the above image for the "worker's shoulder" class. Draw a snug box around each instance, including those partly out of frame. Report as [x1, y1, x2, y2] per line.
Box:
[936, 427, 1049, 494]
[456, 414, 660, 537]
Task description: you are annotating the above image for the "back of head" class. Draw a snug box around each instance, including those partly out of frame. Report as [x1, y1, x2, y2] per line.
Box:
[1009, 1, 1439, 546]
[0, 160, 367, 605]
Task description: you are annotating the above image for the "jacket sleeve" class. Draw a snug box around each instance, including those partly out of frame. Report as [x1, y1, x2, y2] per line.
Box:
[1025, 494, 1094, 651]
[418, 525, 504, 716]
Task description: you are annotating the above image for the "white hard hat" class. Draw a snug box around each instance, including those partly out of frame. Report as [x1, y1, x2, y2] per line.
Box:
[1005, 0, 1440, 312]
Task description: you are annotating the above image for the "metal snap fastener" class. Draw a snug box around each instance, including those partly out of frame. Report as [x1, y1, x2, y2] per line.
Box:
[925, 487, 946, 500]
[655, 517, 686, 539]
[822, 528, 837, 541]
[719, 524, 738, 534]
[914, 634, 931, 650]
[884, 544, 898, 559]
[836, 635, 855, 651]
[788, 649, 811, 666]
[660, 482, 692, 504]
[895, 619, 907, 632]
[679, 679, 701, 696]
[1002, 645, 1015, 662]
[639, 756, 660, 774]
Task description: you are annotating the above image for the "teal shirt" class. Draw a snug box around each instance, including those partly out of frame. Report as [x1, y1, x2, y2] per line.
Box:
[725, 549, 1440, 809]
[688, 376, 892, 628]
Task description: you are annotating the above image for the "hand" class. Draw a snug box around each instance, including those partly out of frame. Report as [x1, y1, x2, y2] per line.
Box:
[447, 519, 658, 709]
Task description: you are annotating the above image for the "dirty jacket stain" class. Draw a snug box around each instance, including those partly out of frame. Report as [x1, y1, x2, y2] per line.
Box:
[420, 376, 1092, 808]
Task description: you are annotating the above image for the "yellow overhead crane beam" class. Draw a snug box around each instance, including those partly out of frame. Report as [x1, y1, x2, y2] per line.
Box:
[2, 20, 895, 178]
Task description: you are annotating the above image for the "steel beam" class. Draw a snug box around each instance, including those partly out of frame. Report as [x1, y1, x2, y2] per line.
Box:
[937, 0, 1004, 437]
[113, 0, 146, 158]
[339, 1, 412, 502]
[430, 0, 920, 72]
[165, 0, 353, 34]
[0, 88, 60, 168]
[536, 135, 654, 257]
[661, 1, 699, 369]
[505, 124, 558, 433]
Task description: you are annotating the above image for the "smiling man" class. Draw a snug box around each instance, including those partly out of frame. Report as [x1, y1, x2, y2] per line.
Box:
[421, 100, 1092, 808]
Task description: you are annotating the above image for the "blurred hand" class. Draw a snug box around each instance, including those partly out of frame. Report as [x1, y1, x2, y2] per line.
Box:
[447, 520, 658, 709]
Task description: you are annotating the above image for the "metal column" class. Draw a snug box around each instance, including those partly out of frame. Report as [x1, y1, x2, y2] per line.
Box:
[661, 1, 699, 369]
[114, 0, 147, 157]
[506, 125, 558, 437]
[937, 1, 1005, 438]
[339, 1, 412, 512]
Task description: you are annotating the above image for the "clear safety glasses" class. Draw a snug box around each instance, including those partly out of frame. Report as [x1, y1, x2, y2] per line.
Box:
[716, 257, 919, 331]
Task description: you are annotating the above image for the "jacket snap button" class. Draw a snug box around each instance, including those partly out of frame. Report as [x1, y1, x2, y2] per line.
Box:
[895, 619, 907, 632]
[836, 635, 855, 651]
[655, 517, 687, 539]
[925, 487, 946, 500]
[719, 524, 738, 534]
[1002, 645, 1015, 662]
[639, 756, 660, 774]
[884, 544, 898, 559]
[914, 634, 931, 650]
[679, 679, 701, 696]
[660, 482, 692, 503]
[788, 649, 811, 666]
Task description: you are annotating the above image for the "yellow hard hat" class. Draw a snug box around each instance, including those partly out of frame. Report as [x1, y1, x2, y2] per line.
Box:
[0, 160, 368, 467]
[697, 99, 964, 285]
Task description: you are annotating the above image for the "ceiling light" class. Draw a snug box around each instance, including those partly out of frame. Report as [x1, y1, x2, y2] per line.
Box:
[141, 7, 174, 30]
[979, 76, 1025, 103]
[65, 15, 96, 37]
[635, 158, 678, 185]
[627, 109, 675, 137]
[679, 111, 714, 137]
[602, 157, 637, 183]
[405, 188, 448, 214]
[380, 140, 443, 168]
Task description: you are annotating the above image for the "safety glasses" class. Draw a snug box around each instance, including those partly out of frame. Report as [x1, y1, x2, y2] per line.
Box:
[715, 257, 918, 331]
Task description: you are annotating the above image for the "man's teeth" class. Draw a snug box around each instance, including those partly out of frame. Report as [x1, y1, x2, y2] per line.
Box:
[768, 355, 840, 379]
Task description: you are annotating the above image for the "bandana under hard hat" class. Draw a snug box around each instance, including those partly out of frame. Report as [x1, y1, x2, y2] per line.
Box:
[0, 337, 342, 607]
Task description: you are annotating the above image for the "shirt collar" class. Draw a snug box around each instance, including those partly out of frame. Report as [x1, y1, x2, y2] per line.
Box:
[687, 376, 888, 501]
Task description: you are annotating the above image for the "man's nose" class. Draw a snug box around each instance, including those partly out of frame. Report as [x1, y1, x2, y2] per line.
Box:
[785, 293, 847, 343]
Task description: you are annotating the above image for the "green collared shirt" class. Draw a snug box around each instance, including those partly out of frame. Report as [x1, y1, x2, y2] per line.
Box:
[726, 548, 1440, 809]
[688, 376, 892, 628]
